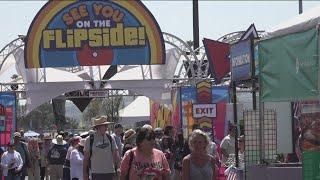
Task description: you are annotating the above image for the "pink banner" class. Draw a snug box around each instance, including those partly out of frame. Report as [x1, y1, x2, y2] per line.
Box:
[0, 92, 16, 147]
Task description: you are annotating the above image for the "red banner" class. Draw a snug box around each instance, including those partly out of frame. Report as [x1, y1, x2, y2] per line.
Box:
[203, 38, 230, 84]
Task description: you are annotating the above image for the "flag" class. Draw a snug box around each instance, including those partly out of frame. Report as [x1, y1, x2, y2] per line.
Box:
[203, 38, 230, 84]
[240, 23, 258, 40]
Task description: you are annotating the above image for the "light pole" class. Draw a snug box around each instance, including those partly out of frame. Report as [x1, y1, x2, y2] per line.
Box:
[193, 0, 199, 53]
[299, 0, 303, 14]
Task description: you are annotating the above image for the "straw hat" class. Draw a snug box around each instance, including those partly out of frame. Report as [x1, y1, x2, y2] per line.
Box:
[92, 116, 113, 128]
[14, 132, 21, 138]
[52, 135, 66, 145]
[123, 129, 136, 142]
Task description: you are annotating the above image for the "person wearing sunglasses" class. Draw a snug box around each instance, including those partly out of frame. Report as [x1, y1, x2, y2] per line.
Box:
[120, 127, 171, 180]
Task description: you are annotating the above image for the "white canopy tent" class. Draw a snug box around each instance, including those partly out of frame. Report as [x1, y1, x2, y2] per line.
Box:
[24, 130, 40, 137]
[266, 5, 320, 39]
[118, 96, 150, 126]
[5, 46, 182, 113]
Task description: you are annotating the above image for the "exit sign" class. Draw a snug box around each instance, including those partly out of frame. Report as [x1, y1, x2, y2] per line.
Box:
[192, 104, 216, 118]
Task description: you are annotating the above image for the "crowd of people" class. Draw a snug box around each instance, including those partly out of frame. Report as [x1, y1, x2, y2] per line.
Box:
[0, 116, 244, 180]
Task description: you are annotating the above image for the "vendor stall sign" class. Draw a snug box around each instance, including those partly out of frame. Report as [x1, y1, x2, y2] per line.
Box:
[25, 0, 165, 68]
[192, 104, 217, 118]
[230, 39, 252, 81]
[89, 90, 107, 98]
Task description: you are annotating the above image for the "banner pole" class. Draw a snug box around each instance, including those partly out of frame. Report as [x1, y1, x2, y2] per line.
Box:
[232, 81, 239, 167]
[251, 36, 257, 110]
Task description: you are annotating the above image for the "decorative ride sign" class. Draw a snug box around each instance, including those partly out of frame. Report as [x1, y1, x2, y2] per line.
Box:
[192, 104, 217, 118]
[25, 0, 165, 68]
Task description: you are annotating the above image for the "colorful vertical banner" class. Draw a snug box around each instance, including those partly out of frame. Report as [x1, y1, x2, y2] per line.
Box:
[0, 92, 16, 147]
[150, 100, 172, 128]
[181, 85, 229, 142]
[0, 105, 5, 131]
[203, 38, 230, 84]
[150, 101, 160, 128]
[212, 86, 229, 143]
[171, 88, 181, 131]
[230, 39, 252, 81]
[194, 80, 214, 132]
[181, 86, 197, 136]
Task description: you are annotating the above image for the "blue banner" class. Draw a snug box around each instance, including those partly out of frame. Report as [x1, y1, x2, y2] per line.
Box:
[231, 39, 252, 81]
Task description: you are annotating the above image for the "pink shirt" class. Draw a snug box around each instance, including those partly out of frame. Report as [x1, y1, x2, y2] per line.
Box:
[120, 147, 171, 180]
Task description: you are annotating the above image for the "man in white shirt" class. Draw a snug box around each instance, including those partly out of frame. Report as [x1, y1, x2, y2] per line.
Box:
[83, 116, 120, 180]
[1, 142, 23, 180]
[220, 125, 237, 164]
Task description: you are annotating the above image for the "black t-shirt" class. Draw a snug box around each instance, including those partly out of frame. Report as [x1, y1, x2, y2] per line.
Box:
[47, 144, 67, 165]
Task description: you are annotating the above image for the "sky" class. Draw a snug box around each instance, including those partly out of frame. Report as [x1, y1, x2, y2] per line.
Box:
[0, 1, 319, 50]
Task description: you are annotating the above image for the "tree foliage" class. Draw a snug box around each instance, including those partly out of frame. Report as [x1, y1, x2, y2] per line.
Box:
[18, 101, 78, 131]
[18, 96, 123, 131]
[82, 96, 123, 128]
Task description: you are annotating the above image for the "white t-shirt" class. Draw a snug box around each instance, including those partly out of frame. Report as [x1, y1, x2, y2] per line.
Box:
[1, 150, 23, 176]
[220, 134, 235, 162]
[66, 146, 75, 161]
[70, 149, 83, 179]
[84, 133, 118, 174]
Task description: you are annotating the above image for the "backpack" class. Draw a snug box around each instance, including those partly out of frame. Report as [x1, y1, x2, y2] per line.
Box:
[89, 133, 113, 168]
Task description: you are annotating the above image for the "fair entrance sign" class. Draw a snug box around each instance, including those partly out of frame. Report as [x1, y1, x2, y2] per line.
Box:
[25, 0, 165, 68]
[192, 104, 217, 118]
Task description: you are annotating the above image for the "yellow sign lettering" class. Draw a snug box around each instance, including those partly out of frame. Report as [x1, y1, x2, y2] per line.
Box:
[42, 30, 55, 48]
[42, 23, 146, 49]
[89, 28, 102, 47]
[110, 23, 124, 46]
[124, 27, 138, 46]
[74, 29, 88, 48]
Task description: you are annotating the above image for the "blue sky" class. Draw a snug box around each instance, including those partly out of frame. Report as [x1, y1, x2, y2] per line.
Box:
[0, 1, 319, 49]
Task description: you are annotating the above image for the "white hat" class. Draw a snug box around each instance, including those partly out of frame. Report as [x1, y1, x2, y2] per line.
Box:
[79, 138, 86, 147]
[52, 135, 66, 145]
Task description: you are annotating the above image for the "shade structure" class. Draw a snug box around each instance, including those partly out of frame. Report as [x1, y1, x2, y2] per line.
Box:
[24, 130, 40, 137]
